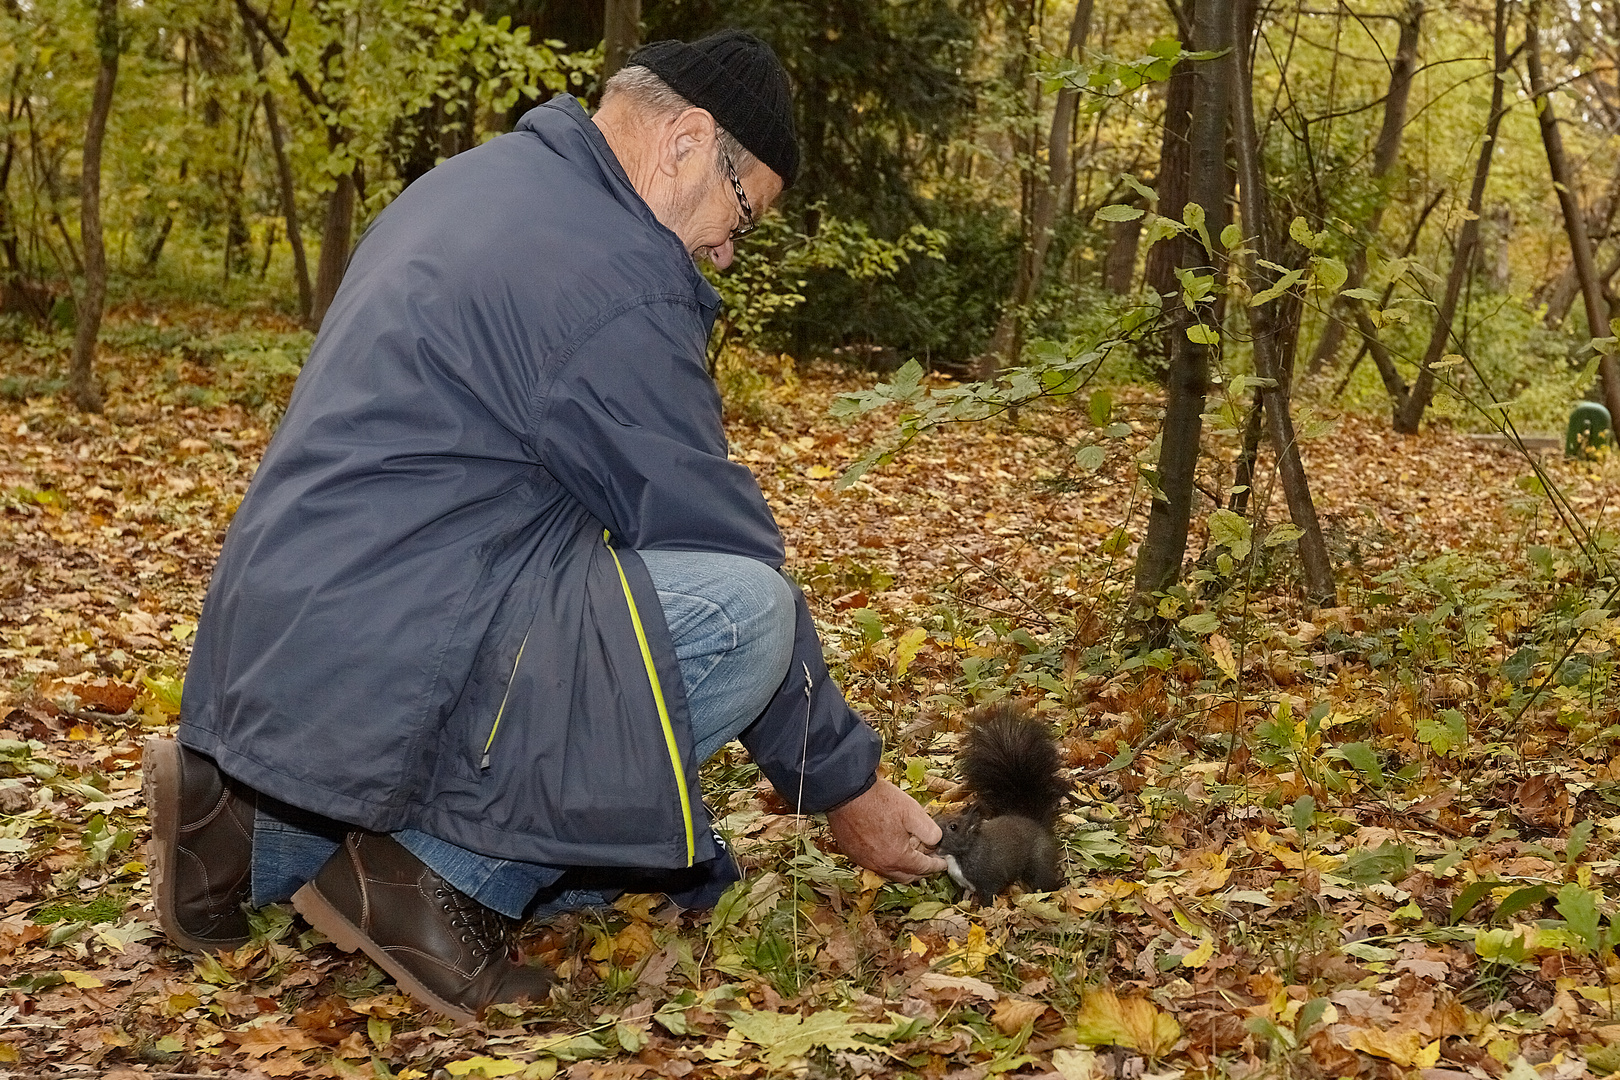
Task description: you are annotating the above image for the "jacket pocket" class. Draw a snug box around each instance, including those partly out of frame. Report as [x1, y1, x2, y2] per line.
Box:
[479, 629, 530, 770]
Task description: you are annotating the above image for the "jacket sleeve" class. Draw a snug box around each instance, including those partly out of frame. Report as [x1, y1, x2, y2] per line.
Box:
[531, 299, 785, 561]
[740, 584, 883, 814]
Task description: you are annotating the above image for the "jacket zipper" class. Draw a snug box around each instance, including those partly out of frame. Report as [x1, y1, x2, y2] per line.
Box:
[480, 630, 529, 770]
[604, 529, 696, 866]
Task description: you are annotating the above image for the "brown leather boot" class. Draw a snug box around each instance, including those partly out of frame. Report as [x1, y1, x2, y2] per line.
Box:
[292, 832, 553, 1023]
[142, 737, 255, 952]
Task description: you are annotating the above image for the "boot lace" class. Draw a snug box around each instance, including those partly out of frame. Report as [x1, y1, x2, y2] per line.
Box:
[436, 886, 518, 959]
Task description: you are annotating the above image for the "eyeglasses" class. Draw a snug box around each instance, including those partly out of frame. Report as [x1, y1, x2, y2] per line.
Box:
[721, 149, 756, 241]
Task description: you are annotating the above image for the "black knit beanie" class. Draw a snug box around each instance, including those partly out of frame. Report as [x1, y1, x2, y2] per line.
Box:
[628, 29, 799, 188]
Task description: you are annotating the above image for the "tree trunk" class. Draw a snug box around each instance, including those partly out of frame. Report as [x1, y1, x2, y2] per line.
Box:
[1304, 0, 1422, 377]
[1227, 0, 1336, 605]
[1543, 159, 1620, 325]
[981, 0, 1095, 376]
[311, 166, 354, 328]
[1526, 0, 1620, 427]
[70, 0, 119, 413]
[1143, 45, 1197, 380]
[245, 17, 312, 325]
[1103, 213, 1142, 293]
[1229, 390, 1263, 514]
[1393, 0, 1508, 434]
[603, 0, 641, 82]
[1334, 185, 1443, 398]
[237, 0, 350, 328]
[0, 99, 52, 323]
[1133, 0, 1233, 603]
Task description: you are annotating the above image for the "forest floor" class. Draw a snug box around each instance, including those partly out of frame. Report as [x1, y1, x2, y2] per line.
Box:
[2, 307, 1620, 1079]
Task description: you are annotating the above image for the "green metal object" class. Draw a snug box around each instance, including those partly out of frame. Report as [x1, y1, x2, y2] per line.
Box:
[1566, 401, 1613, 459]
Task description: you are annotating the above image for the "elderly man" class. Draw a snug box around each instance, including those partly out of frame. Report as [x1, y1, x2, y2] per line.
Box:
[142, 30, 944, 1022]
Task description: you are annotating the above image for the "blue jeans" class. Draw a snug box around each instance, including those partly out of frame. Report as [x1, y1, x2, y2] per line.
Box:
[250, 549, 796, 918]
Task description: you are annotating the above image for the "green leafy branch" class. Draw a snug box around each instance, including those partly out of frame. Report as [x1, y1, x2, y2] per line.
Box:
[830, 328, 1145, 490]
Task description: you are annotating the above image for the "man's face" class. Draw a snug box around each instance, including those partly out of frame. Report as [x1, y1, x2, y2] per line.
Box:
[668, 145, 783, 272]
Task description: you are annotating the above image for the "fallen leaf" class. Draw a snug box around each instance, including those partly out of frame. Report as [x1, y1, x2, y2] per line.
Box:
[224, 1023, 326, 1058]
[1346, 1026, 1441, 1068]
[991, 996, 1048, 1034]
[1072, 988, 1181, 1056]
[726, 1008, 899, 1066]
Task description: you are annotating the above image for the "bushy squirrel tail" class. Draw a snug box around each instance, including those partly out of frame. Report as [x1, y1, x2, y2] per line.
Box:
[959, 702, 1069, 827]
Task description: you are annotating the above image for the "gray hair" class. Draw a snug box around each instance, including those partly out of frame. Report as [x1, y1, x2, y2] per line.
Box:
[602, 64, 761, 177]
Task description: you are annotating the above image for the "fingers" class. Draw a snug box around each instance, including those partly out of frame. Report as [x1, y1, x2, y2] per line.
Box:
[904, 800, 943, 848]
[825, 775, 951, 883]
[876, 852, 945, 885]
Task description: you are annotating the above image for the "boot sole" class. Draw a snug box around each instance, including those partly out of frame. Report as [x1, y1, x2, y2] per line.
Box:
[291, 879, 478, 1025]
[142, 737, 251, 954]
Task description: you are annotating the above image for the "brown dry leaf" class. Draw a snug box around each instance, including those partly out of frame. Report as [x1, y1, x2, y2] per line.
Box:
[224, 1022, 327, 1058]
[0, 869, 49, 905]
[1514, 774, 1569, 829]
[1182, 1009, 1248, 1053]
[1173, 848, 1231, 895]
[911, 972, 998, 1002]
[990, 996, 1049, 1035]
[636, 943, 680, 987]
[39, 674, 137, 714]
[817, 921, 860, 975]
[1306, 1029, 1363, 1075]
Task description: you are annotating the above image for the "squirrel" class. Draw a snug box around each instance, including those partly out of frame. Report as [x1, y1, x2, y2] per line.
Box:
[934, 702, 1071, 902]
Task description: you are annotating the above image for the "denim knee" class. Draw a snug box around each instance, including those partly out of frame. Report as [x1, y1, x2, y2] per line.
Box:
[640, 550, 798, 757]
[733, 559, 796, 674]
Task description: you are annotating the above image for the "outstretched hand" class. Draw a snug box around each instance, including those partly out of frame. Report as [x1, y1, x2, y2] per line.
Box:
[825, 776, 947, 883]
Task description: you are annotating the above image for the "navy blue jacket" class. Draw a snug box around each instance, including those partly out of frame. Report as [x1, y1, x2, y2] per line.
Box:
[180, 97, 880, 879]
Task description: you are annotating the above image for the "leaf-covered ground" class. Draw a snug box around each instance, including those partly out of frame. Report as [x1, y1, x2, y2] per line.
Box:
[2, 313, 1620, 1079]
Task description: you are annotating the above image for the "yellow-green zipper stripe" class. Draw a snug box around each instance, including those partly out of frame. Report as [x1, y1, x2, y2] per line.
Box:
[481, 630, 529, 770]
[604, 530, 696, 865]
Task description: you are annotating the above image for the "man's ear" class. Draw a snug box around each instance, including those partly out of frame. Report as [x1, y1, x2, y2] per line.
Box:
[658, 107, 718, 177]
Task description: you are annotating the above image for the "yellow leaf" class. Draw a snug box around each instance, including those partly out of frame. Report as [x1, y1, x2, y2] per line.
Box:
[61, 971, 104, 988]
[1347, 1028, 1440, 1067]
[946, 921, 993, 975]
[894, 627, 927, 679]
[1072, 988, 1181, 1056]
[614, 893, 663, 922]
[1177, 848, 1231, 895]
[1181, 937, 1215, 969]
[1208, 633, 1237, 682]
[908, 934, 929, 956]
[805, 464, 838, 480]
[1246, 829, 1340, 872]
[445, 1057, 528, 1078]
[611, 921, 656, 961]
[165, 991, 202, 1016]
